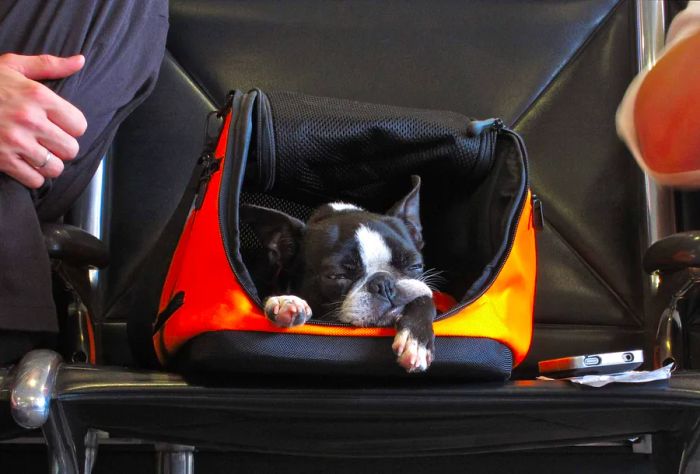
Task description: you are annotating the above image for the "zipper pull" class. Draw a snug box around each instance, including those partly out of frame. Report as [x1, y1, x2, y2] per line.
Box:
[532, 194, 544, 231]
[467, 118, 505, 137]
[194, 153, 221, 210]
[218, 90, 236, 118]
[202, 91, 236, 149]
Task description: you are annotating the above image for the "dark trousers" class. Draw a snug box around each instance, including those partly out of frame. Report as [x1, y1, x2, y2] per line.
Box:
[0, 1, 168, 363]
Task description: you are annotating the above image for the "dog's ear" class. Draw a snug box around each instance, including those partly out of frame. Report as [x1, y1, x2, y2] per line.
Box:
[386, 175, 423, 249]
[240, 204, 306, 268]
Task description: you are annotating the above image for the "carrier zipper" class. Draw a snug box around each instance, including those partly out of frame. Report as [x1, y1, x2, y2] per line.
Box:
[219, 90, 236, 118]
[262, 93, 276, 191]
[202, 92, 235, 152]
[466, 117, 504, 137]
[532, 194, 544, 231]
[193, 152, 221, 210]
[218, 90, 268, 308]
[434, 128, 529, 321]
[306, 319, 353, 327]
[255, 90, 276, 192]
[255, 94, 265, 191]
[193, 93, 235, 210]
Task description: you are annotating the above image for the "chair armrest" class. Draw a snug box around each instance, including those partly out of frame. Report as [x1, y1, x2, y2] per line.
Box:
[643, 232, 700, 369]
[41, 223, 109, 269]
[643, 231, 700, 274]
[643, 231, 700, 273]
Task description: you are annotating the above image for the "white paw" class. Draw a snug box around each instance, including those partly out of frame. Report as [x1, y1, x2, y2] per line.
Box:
[264, 295, 312, 327]
[392, 329, 434, 373]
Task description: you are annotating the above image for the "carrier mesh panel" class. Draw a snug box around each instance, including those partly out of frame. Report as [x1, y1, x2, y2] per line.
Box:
[239, 191, 314, 249]
[263, 91, 492, 209]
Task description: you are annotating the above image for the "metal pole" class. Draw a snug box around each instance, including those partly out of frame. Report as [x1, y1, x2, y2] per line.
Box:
[155, 444, 195, 474]
[636, 0, 675, 252]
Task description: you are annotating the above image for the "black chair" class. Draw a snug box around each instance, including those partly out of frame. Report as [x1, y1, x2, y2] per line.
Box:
[8, 1, 700, 473]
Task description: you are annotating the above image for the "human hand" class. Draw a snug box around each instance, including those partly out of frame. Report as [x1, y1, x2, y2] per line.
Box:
[0, 53, 87, 189]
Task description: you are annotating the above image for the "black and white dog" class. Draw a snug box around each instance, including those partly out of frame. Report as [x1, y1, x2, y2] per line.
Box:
[241, 176, 436, 372]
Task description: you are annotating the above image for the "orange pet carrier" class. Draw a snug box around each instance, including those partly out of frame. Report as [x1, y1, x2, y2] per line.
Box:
[153, 89, 538, 379]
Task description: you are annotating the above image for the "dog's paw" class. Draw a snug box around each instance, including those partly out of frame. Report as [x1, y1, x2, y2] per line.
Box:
[264, 296, 312, 328]
[392, 329, 434, 373]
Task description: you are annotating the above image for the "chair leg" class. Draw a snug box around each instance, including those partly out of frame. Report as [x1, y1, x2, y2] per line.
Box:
[48, 456, 60, 474]
[83, 429, 99, 474]
[42, 405, 80, 474]
[155, 444, 195, 474]
[680, 424, 700, 474]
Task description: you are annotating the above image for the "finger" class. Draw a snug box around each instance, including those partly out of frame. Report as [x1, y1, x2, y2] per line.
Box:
[37, 86, 87, 137]
[0, 155, 45, 189]
[3, 54, 85, 81]
[21, 145, 64, 179]
[35, 118, 80, 160]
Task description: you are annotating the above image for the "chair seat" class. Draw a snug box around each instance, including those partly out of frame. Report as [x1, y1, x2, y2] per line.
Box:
[53, 365, 700, 456]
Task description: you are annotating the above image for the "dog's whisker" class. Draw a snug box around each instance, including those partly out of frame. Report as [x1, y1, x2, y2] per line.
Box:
[320, 300, 346, 321]
[420, 268, 445, 279]
[418, 268, 447, 289]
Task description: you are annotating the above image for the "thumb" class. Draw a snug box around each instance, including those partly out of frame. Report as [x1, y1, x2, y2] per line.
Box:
[4, 54, 85, 80]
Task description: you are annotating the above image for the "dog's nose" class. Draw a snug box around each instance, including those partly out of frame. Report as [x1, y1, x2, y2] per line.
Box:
[367, 273, 396, 302]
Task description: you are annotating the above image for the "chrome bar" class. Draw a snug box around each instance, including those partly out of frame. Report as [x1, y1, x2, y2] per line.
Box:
[42, 404, 80, 474]
[636, 0, 666, 74]
[84, 429, 100, 474]
[85, 158, 107, 287]
[83, 159, 106, 243]
[10, 350, 62, 430]
[636, 0, 676, 254]
[156, 444, 195, 474]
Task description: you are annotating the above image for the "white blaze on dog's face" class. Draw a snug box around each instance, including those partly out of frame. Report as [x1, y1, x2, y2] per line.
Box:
[356, 225, 391, 274]
[328, 202, 363, 212]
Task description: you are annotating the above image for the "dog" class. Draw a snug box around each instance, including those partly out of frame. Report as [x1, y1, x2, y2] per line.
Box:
[240, 175, 436, 372]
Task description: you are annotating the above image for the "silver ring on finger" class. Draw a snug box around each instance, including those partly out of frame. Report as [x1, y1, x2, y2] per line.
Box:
[35, 151, 53, 169]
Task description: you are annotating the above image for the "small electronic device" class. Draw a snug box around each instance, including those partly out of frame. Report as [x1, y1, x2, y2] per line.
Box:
[538, 350, 644, 378]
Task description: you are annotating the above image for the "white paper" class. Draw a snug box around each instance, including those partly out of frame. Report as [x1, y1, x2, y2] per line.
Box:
[537, 363, 674, 387]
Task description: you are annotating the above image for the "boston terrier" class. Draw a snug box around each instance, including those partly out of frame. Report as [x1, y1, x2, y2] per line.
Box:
[241, 175, 437, 373]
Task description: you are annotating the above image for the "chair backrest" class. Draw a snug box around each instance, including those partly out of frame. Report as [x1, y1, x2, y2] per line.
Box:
[100, 0, 666, 375]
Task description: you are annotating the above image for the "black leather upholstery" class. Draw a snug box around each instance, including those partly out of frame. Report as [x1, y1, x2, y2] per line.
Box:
[104, 0, 646, 375]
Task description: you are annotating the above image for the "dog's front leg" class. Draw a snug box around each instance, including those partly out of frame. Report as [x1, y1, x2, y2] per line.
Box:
[392, 295, 436, 372]
[264, 295, 313, 327]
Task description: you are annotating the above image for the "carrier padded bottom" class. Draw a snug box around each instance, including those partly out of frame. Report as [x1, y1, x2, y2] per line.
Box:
[170, 332, 513, 380]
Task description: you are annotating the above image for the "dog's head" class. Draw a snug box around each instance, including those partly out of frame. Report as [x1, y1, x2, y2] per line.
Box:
[242, 175, 432, 326]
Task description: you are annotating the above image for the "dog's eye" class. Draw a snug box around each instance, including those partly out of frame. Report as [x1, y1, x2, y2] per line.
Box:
[326, 274, 348, 281]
